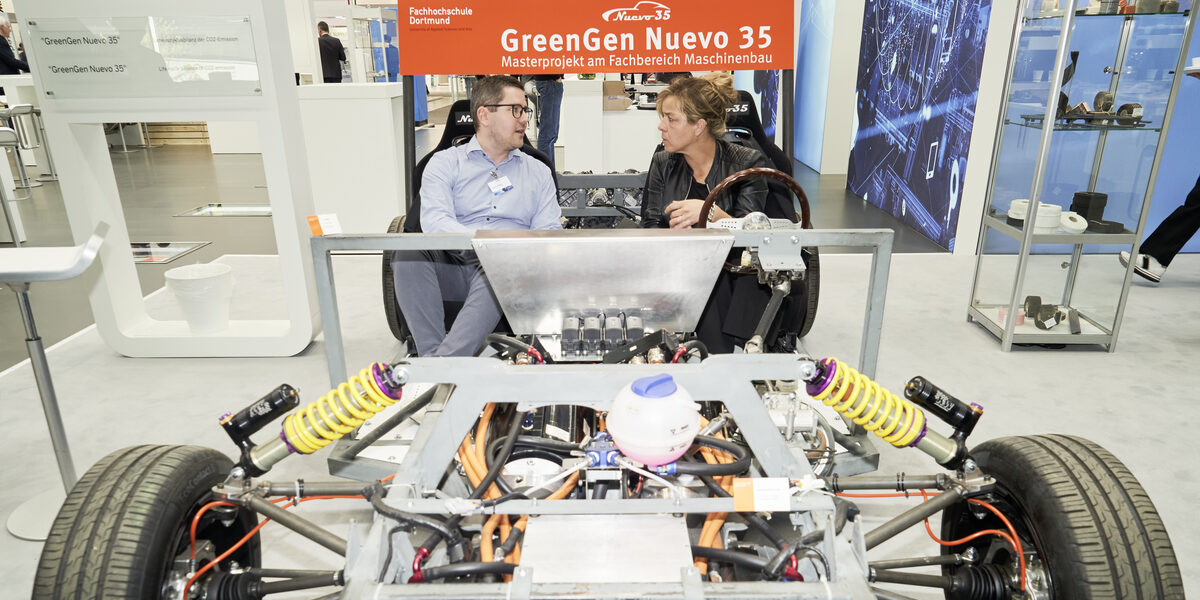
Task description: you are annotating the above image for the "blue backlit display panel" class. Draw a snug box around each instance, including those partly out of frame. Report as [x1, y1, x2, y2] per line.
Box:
[847, 0, 993, 251]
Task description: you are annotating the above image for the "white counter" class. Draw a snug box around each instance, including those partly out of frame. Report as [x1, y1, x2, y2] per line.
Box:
[297, 83, 407, 233]
[209, 83, 407, 233]
[557, 79, 661, 173]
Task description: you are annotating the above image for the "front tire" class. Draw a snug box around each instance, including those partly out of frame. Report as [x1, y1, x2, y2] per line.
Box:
[941, 435, 1182, 599]
[33, 445, 259, 599]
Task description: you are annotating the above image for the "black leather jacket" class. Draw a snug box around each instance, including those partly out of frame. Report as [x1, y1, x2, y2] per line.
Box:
[641, 139, 771, 228]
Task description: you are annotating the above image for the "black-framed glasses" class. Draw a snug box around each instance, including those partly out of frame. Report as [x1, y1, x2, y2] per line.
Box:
[485, 104, 533, 118]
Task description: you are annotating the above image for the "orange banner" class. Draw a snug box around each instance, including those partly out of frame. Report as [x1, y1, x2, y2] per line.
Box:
[396, 1, 793, 74]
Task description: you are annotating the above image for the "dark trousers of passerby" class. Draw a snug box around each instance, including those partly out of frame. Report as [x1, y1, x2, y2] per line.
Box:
[1142, 173, 1200, 267]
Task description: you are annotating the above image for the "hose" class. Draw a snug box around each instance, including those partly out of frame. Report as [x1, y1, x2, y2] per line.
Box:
[477, 333, 541, 361]
[592, 481, 609, 500]
[763, 544, 832, 581]
[410, 561, 516, 583]
[672, 436, 751, 476]
[682, 339, 710, 359]
[695, 472, 787, 550]
[487, 434, 580, 456]
[474, 414, 523, 501]
[690, 546, 769, 571]
[364, 483, 467, 561]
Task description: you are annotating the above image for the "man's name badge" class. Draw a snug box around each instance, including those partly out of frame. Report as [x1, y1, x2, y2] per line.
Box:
[488, 176, 514, 196]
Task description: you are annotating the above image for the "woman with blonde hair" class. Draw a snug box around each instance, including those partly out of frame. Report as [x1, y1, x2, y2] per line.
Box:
[642, 71, 773, 229]
[641, 72, 782, 352]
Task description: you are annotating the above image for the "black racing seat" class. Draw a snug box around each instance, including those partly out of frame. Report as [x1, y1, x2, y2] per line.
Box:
[382, 99, 558, 348]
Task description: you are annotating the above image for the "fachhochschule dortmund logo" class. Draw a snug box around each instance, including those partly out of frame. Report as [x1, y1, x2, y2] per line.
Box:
[602, 1, 671, 22]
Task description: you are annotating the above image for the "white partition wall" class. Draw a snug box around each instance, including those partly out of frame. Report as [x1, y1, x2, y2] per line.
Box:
[16, 0, 320, 357]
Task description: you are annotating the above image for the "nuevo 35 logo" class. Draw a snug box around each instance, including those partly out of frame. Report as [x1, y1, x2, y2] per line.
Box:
[602, 1, 671, 22]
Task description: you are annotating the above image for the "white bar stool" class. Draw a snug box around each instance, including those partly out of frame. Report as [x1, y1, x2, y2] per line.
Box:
[0, 146, 107, 539]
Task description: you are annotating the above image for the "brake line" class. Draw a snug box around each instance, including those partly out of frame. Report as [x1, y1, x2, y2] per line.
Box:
[839, 491, 1026, 591]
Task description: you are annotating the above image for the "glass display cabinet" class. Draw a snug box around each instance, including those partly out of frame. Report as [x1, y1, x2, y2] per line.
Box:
[968, 0, 1196, 351]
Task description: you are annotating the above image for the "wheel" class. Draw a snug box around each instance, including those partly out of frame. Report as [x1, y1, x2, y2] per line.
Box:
[33, 445, 260, 600]
[796, 245, 820, 338]
[940, 435, 1182, 599]
[382, 215, 415, 349]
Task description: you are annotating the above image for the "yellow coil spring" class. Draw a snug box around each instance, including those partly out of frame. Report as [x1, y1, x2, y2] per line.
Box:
[809, 358, 925, 449]
[283, 363, 401, 454]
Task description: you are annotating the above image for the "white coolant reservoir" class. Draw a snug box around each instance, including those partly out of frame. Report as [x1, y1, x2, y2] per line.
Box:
[606, 374, 701, 467]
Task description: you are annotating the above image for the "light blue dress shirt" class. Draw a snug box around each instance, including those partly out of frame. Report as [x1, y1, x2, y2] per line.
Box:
[420, 136, 562, 233]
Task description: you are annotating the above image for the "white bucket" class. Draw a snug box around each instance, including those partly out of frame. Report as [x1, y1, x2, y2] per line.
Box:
[164, 262, 234, 334]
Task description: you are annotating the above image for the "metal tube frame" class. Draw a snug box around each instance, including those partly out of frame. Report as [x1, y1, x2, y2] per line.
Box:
[240, 494, 349, 556]
[311, 227, 893, 389]
[863, 488, 965, 550]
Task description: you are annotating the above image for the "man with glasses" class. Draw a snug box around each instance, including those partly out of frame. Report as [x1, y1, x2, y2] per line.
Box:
[392, 75, 561, 356]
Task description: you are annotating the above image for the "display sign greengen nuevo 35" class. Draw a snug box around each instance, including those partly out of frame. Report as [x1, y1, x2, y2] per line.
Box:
[396, 0, 793, 74]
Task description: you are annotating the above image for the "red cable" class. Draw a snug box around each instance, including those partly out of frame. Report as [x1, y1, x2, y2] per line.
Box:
[184, 494, 365, 598]
[837, 490, 1027, 591]
[671, 346, 688, 363]
[526, 346, 545, 364]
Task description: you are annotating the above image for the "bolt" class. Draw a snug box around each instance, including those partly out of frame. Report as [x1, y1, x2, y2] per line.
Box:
[962, 459, 978, 473]
[389, 367, 410, 386]
[797, 361, 818, 382]
[763, 236, 771, 244]
[791, 235, 800, 244]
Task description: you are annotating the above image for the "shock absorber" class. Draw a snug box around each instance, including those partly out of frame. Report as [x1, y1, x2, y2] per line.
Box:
[223, 363, 405, 476]
[803, 358, 981, 469]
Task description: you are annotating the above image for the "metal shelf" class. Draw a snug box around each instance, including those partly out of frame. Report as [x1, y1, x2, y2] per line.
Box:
[983, 211, 1137, 245]
[1026, 10, 1188, 21]
[1004, 118, 1161, 133]
[967, 305, 1114, 348]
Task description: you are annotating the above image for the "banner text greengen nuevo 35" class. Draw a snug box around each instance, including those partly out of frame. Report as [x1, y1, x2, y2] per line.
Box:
[397, 1, 793, 74]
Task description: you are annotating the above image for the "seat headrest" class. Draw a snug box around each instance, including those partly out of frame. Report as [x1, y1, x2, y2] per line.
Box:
[436, 99, 477, 150]
[725, 90, 790, 174]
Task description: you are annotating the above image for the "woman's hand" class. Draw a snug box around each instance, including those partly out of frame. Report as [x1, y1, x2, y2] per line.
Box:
[665, 199, 728, 228]
[665, 199, 706, 228]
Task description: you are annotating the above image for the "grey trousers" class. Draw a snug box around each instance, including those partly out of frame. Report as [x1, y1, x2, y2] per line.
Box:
[390, 249, 503, 357]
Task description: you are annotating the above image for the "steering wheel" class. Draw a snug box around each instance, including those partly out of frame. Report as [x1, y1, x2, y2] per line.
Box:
[697, 167, 813, 229]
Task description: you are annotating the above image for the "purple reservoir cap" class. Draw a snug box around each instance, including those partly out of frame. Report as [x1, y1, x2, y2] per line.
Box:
[805, 358, 838, 396]
[632, 373, 677, 398]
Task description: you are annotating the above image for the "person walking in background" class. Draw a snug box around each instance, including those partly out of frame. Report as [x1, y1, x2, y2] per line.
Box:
[532, 74, 562, 171]
[317, 21, 345, 83]
[1120, 68, 1200, 283]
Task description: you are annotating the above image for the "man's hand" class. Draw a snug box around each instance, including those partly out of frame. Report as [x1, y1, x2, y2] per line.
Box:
[664, 199, 707, 228]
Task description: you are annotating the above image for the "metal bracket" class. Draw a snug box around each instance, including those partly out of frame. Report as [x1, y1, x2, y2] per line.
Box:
[680, 566, 705, 600]
[509, 566, 534, 600]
